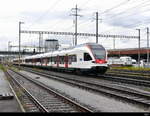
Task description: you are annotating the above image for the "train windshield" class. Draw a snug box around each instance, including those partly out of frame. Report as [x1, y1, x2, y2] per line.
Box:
[89, 45, 106, 60]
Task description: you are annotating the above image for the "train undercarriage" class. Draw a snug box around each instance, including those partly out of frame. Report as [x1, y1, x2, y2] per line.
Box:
[15, 64, 108, 75]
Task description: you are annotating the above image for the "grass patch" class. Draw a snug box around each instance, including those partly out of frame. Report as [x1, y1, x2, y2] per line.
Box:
[10, 66, 20, 72]
[0, 63, 7, 71]
[112, 66, 150, 71]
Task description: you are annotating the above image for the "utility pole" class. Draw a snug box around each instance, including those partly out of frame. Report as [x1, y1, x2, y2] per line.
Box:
[136, 29, 141, 68]
[19, 21, 24, 69]
[7, 41, 10, 63]
[93, 12, 102, 44]
[72, 35, 75, 46]
[70, 5, 82, 46]
[96, 12, 98, 43]
[75, 5, 77, 46]
[147, 27, 149, 67]
[113, 37, 115, 49]
[39, 33, 43, 52]
[8, 41, 11, 52]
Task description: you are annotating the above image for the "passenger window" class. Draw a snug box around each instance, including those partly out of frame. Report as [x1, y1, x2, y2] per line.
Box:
[54, 57, 57, 64]
[68, 56, 72, 64]
[72, 55, 77, 62]
[59, 56, 65, 64]
[84, 53, 92, 61]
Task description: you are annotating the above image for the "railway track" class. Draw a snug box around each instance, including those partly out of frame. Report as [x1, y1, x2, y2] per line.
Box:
[5, 69, 92, 112]
[103, 70, 150, 87]
[17, 67, 150, 109]
[20, 66, 150, 87]
[5, 71, 40, 112]
[106, 69, 150, 79]
[102, 74, 150, 87]
[108, 69, 150, 74]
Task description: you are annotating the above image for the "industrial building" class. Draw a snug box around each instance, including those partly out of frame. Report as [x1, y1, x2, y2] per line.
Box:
[108, 47, 150, 61]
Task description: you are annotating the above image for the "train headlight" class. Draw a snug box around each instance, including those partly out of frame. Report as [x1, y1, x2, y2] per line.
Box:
[94, 59, 107, 64]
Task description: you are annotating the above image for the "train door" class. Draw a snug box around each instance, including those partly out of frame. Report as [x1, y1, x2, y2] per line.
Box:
[40, 58, 42, 66]
[57, 55, 59, 67]
[32, 59, 34, 65]
[33, 58, 36, 65]
[65, 54, 68, 68]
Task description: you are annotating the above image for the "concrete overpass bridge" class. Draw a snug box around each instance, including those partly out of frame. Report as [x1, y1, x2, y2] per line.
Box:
[0, 51, 42, 55]
[0, 51, 42, 63]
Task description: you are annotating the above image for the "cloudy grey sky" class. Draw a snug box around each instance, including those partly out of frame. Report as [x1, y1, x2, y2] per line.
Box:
[0, 0, 150, 51]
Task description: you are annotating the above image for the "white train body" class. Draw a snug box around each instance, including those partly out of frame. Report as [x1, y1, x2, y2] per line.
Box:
[13, 43, 108, 74]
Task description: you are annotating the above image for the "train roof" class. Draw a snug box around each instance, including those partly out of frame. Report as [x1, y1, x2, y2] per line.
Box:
[20, 42, 104, 60]
[68, 42, 104, 49]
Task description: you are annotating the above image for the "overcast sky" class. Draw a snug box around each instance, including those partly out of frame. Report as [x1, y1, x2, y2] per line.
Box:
[0, 0, 150, 51]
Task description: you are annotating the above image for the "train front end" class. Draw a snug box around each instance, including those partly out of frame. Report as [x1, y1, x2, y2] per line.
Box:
[88, 43, 108, 74]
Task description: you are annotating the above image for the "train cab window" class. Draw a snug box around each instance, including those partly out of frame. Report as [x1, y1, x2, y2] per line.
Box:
[84, 53, 92, 61]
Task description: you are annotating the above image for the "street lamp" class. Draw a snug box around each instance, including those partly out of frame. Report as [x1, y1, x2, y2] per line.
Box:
[136, 29, 141, 68]
[19, 21, 24, 69]
[146, 27, 149, 67]
[7, 41, 11, 64]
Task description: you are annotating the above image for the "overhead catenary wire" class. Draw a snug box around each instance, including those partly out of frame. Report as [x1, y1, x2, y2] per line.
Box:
[26, 0, 63, 29]
[104, 4, 150, 25]
[47, 0, 93, 31]
[64, 0, 132, 32]
[47, 0, 141, 33]
[24, 0, 150, 32]
[65, 0, 130, 30]
[39, 0, 91, 31]
[21, 0, 150, 50]
[98, 0, 150, 34]
[103, 0, 150, 22]
[101, 0, 131, 14]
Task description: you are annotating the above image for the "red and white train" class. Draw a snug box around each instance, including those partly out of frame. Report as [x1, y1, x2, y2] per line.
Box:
[13, 43, 108, 74]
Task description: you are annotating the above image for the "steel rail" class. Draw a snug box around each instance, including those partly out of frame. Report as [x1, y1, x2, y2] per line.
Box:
[6, 70, 49, 112]
[7, 69, 93, 112]
[105, 71, 150, 80]
[19, 67, 150, 108]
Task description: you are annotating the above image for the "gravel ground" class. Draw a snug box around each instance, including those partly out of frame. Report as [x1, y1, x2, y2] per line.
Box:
[0, 70, 11, 93]
[0, 70, 22, 112]
[20, 70, 150, 112]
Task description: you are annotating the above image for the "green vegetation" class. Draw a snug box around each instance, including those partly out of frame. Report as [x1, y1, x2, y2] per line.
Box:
[111, 66, 150, 71]
[0, 63, 6, 71]
[10, 66, 20, 72]
[143, 88, 150, 92]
